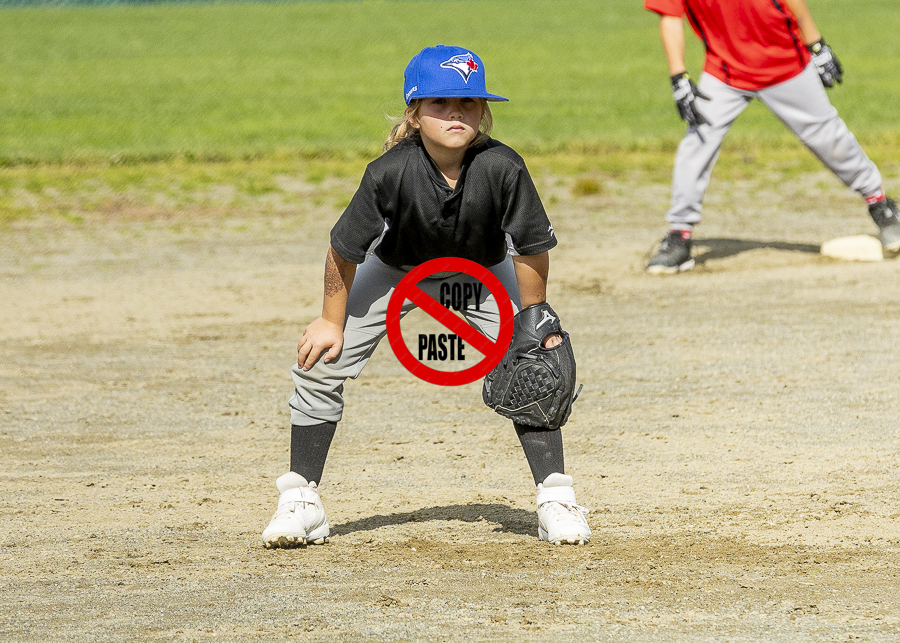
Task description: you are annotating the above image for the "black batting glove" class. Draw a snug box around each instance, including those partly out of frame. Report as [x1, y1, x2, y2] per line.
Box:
[671, 72, 710, 129]
[807, 38, 843, 88]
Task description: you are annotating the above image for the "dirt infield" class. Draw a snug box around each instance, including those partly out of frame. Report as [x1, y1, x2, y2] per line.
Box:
[2, 163, 899, 642]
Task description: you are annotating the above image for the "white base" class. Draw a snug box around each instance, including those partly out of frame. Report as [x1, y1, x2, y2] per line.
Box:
[820, 235, 883, 262]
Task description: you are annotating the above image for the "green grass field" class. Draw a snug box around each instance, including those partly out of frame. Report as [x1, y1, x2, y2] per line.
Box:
[0, 0, 898, 222]
[2, 0, 899, 163]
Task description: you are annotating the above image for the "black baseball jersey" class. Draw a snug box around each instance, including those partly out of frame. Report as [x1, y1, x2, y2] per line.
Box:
[330, 137, 556, 268]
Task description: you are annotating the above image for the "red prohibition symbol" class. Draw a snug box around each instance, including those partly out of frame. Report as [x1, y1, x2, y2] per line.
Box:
[386, 257, 514, 386]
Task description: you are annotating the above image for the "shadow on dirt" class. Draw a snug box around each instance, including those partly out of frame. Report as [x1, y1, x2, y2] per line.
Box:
[694, 237, 821, 263]
[332, 503, 534, 537]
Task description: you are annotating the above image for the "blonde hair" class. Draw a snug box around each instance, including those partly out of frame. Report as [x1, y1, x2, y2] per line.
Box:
[383, 98, 494, 153]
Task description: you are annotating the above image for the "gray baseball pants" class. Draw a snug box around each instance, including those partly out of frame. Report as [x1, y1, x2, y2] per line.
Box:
[289, 253, 521, 426]
[666, 63, 883, 226]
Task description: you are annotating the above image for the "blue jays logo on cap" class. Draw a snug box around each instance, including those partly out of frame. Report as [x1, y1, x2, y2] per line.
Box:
[403, 45, 508, 105]
[440, 53, 478, 83]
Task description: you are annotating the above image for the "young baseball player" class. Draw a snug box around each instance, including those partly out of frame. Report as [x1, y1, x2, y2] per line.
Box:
[261, 45, 591, 548]
[644, 0, 900, 273]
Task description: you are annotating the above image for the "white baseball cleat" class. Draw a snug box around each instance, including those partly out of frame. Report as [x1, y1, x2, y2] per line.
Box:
[536, 473, 591, 545]
[261, 472, 330, 549]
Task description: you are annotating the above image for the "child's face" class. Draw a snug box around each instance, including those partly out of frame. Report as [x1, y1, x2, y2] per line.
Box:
[411, 97, 483, 154]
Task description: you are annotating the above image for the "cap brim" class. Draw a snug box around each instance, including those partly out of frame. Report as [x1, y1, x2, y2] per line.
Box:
[410, 89, 509, 103]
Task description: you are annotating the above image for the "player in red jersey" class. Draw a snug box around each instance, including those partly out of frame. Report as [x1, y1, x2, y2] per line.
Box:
[644, 0, 900, 273]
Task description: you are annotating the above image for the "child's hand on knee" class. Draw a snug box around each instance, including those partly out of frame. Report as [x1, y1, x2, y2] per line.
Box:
[298, 317, 344, 371]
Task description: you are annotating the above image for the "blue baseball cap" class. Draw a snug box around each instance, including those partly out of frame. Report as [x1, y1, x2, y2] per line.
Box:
[403, 45, 508, 105]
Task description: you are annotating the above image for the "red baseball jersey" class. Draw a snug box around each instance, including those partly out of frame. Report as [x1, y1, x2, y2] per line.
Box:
[645, 0, 811, 90]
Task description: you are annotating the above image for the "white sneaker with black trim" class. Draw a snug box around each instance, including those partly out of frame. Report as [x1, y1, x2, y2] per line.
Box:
[261, 472, 330, 549]
[536, 473, 591, 545]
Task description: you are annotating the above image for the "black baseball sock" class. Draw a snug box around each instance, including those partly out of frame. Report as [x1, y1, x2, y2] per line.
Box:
[514, 422, 565, 485]
[290, 422, 337, 485]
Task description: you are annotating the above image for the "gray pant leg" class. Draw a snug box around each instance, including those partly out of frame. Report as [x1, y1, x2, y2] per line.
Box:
[289, 254, 520, 426]
[666, 74, 753, 226]
[289, 255, 405, 426]
[757, 63, 882, 196]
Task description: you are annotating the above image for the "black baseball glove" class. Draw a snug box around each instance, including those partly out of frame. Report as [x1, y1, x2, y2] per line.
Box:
[807, 38, 843, 88]
[671, 72, 710, 130]
[482, 303, 581, 430]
